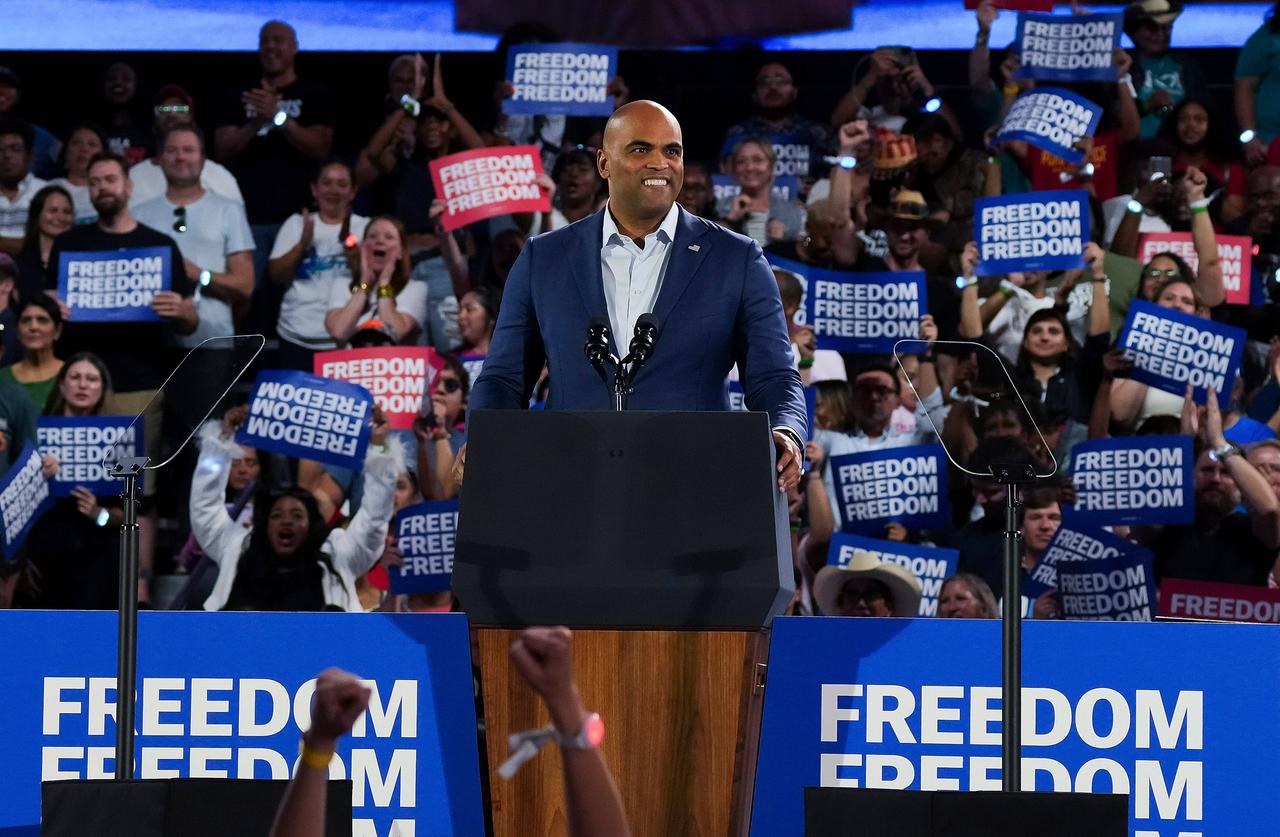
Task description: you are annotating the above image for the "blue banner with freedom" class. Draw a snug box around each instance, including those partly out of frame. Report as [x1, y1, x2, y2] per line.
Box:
[236, 370, 374, 469]
[0, 442, 52, 558]
[974, 190, 1089, 275]
[504, 42, 617, 117]
[37, 416, 141, 498]
[1014, 12, 1122, 82]
[1117, 300, 1246, 408]
[829, 444, 949, 534]
[994, 87, 1102, 164]
[57, 246, 170, 322]
[1054, 531, 1157, 622]
[0, 611, 486, 837]
[749, 616, 1279, 837]
[720, 132, 823, 179]
[1067, 435, 1194, 526]
[826, 533, 958, 617]
[391, 500, 459, 594]
[767, 253, 926, 353]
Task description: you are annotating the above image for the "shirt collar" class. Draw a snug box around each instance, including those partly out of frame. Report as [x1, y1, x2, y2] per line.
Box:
[602, 201, 680, 249]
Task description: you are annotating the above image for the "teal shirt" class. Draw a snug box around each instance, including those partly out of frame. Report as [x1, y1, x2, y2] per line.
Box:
[1135, 54, 1186, 139]
[1237, 24, 1280, 143]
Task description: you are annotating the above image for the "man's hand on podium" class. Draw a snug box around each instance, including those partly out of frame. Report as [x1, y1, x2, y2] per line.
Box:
[774, 430, 802, 494]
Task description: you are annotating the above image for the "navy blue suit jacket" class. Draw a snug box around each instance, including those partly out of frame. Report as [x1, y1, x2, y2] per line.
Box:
[469, 205, 806, 441]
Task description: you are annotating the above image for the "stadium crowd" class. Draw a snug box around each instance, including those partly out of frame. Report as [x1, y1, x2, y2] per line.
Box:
[0, 0, 1278, 620]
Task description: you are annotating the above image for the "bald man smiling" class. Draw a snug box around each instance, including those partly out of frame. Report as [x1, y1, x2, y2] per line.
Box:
[469, 100, 806, 492]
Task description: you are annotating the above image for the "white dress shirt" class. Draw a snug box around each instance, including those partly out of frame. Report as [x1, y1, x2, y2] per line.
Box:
[600, 201, 679, 351]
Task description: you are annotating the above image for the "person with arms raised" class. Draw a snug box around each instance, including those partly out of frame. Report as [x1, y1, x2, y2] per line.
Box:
[467, 100, 806, 493]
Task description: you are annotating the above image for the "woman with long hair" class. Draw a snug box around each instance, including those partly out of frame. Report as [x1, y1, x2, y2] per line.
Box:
[49, 123, 106, 224]
[1159, 97, 1246, 225]
[21, 353, 131, 609]
[0, 295, 63, 411]
[191, 405, 398, 612]
[324, 215, 425, 345]
[15, 184, 73, 301]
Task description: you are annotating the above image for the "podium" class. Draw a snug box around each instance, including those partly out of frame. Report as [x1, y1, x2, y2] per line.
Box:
[455, 410, 794, 837]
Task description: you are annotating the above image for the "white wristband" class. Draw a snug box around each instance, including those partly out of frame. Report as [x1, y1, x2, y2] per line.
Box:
[1189, 197, 1212, 210]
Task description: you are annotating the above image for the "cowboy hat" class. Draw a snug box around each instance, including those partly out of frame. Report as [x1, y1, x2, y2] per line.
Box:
[814, 549, 923, 618]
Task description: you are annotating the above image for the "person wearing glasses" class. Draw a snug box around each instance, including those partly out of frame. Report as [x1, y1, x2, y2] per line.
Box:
[414, 355, 469, 501]
[133, 124, 254, 348]
[721, 62, 831, 188]
[129, 85, 243, 208]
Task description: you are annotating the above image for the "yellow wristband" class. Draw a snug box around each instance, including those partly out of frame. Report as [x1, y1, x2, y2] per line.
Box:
[353, 282, 370, 295]
[1002, 84, 1020, 97]
[299, 742, 333, 770]
[377, 284, 395, 299]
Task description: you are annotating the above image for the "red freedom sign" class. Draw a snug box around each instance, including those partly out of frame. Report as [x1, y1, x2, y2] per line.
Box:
[964, 0, 1054, 9]
[1160, 578, 1280, 625]
[314, 346, 442, 430]
[1138, 233, 1254, 305]
[429, 145, 550, 232]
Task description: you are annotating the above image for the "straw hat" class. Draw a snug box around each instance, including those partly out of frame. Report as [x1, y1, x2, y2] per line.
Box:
[813, 549, 923, 618]
[1125, 0, 1183, 30]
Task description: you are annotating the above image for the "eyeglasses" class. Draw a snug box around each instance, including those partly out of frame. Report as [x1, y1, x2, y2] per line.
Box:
[154, 104, 191, 115]
[172, 205, 187, 233]
[1143, 267, 1179, 279]
[436, 377, 462, 394]
[853, 383, 896, 398]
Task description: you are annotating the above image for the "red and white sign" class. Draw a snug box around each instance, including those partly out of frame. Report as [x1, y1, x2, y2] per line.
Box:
[1137, 232, 1253, 305]
[314, 346, 442, 430]
[964, 0, 1053, 9]
[429, 145, 550, 232]
[1160, 578, 1280, 625]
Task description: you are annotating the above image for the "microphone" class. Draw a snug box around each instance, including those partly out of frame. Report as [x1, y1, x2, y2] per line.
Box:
[585, 317, 611, 368]
[628, 313, 659, 370]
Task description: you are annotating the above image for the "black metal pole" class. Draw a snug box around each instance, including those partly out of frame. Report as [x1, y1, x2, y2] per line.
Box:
[114, 467, 141, 779]
[1001, 480, 1023, 792]
[612, 365, 628, 411]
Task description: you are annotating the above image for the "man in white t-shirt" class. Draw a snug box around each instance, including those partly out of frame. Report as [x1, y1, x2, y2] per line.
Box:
[129, 86, 243, 208]
[0, 118, 47, 255]
[133, 125, 254, 349]
[267, 160, 369, 370]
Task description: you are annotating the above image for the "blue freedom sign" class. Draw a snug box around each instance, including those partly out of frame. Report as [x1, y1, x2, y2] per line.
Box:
[1117, 300, 1246, 409]
[0, 611, 485, 837]
[826, 534, 958, 617]
[721, 132, 823, 179]
[37, 416, 141, 498]
[768, 253, 926, 354]
[750, 615, 1280, 837]
[504, 42, 617, 116]
[0, 442, 53, 558]
[1014, 12, 1122, 82]
[236, 370, 374, 469]
[57, 246, 170, 322]
[1067, 435, 1194, 526]
[711, 174, 801, 203]
[1055, 538, 1157, 622]
[828, 444, 949, 534]
[974, 190, 1089, 275]
[995, 87, 1102, 164]
[390, 500, 459, 594]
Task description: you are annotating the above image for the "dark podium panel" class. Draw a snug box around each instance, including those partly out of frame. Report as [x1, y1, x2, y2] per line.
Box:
[454, 409, 793, 628]
[804, 787, 1129, 837]
[42, 778, 352, 837]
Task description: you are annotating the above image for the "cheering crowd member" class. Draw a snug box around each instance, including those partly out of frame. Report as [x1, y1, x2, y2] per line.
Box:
[189, 404, 398, 612]
[269, 628, 630, 837]
[469, 100, 807, 493]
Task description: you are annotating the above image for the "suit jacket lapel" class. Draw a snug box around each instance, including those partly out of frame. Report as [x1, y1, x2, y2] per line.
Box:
[566, 209, 615, 353]
[653, 206, 711, 328]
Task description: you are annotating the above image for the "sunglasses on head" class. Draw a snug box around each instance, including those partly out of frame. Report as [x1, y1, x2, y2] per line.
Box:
[436, 377, 462, 394]
[1144, 267, 1180, 279]
[172, 205, 187, 233]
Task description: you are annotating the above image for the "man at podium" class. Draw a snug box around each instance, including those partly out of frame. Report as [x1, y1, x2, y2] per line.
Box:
[469, 100, 807, 492]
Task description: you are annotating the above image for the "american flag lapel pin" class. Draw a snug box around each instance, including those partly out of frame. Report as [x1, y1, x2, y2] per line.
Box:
[688, 244, 701, 252]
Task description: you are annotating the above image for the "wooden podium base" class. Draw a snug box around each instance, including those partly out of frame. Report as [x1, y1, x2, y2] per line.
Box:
[474, 628, 769, 837]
